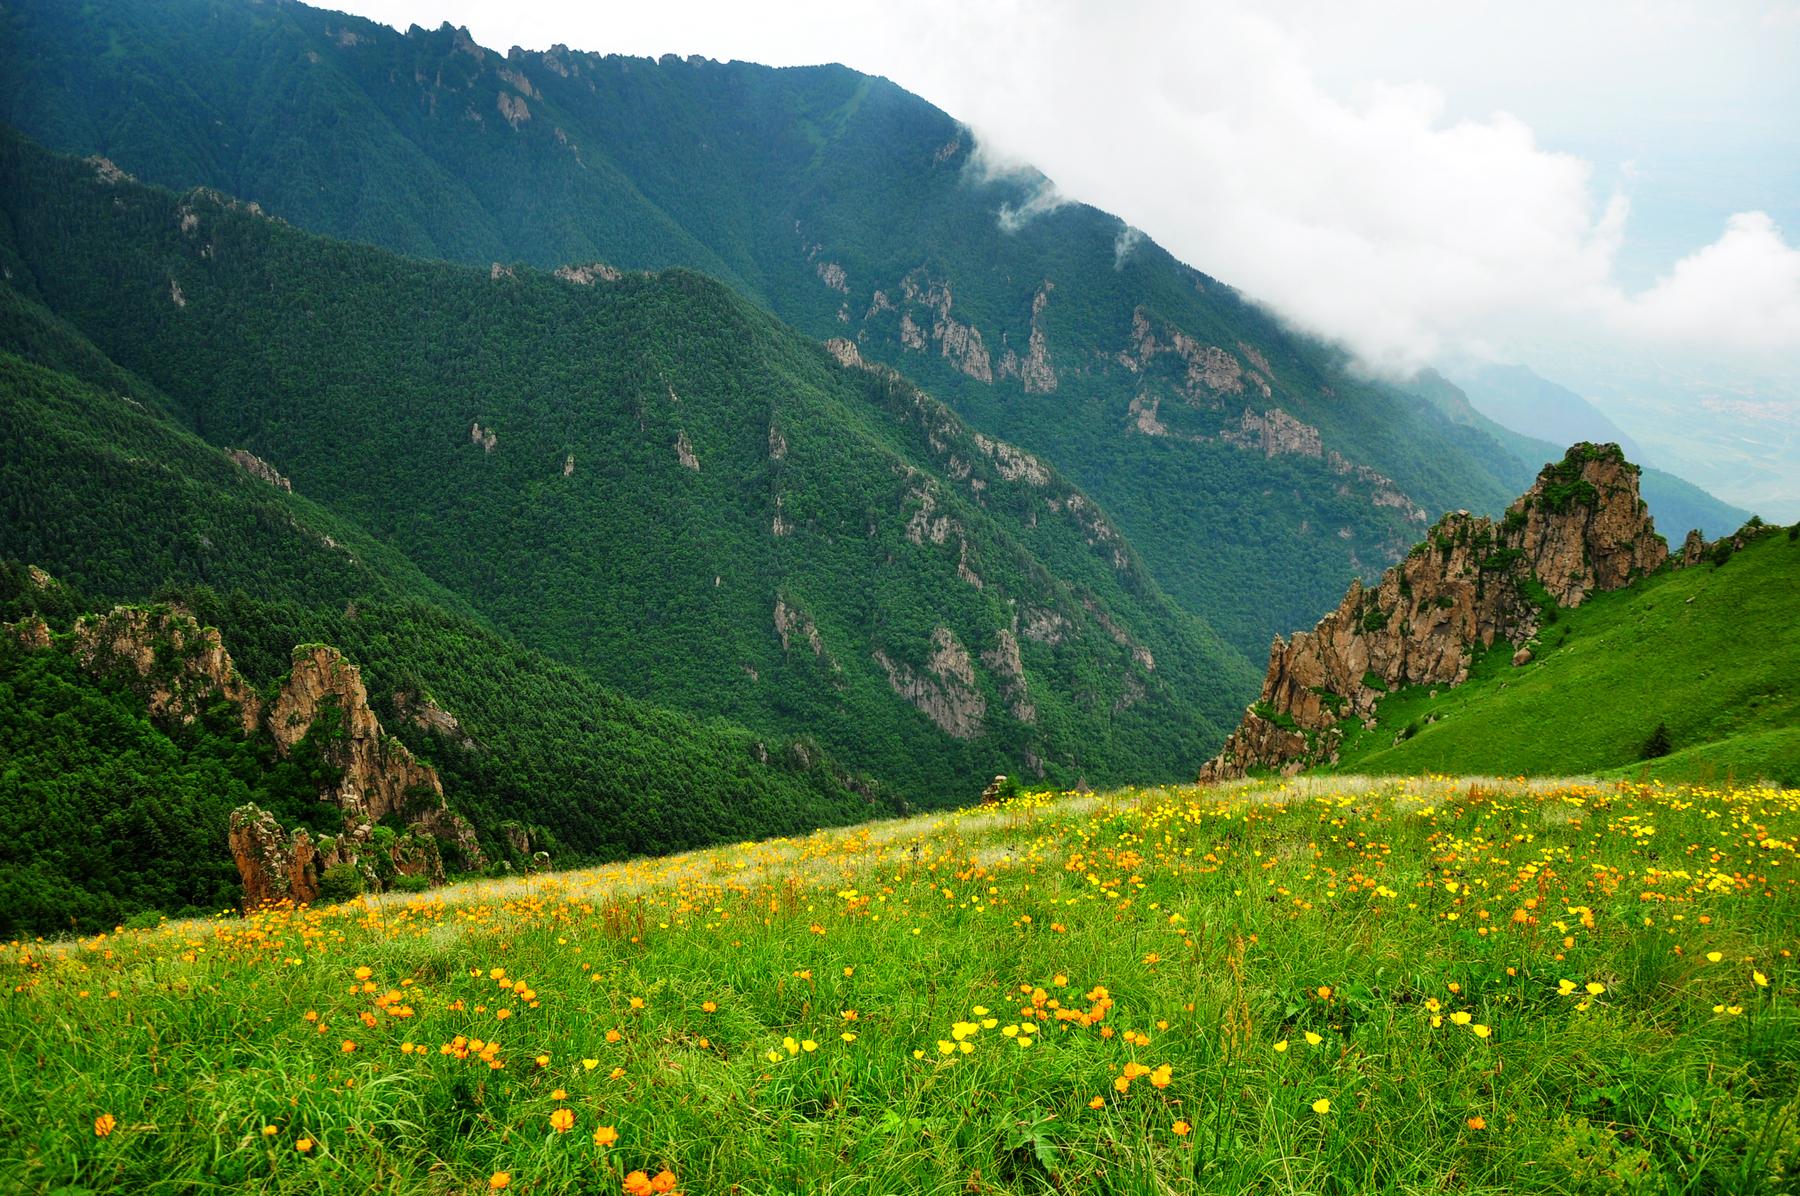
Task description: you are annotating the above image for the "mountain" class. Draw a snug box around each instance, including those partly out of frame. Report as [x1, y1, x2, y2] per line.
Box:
[0, 130, 1254, 805]
[1201, 444, 1670, 780]
[0, 0, 1541, 656]
[1407, 369, 1749, 539]
[1200, 442, 1799, 787]
[1331, 522, 1800, 785]
[1447, 362, 1646, 461]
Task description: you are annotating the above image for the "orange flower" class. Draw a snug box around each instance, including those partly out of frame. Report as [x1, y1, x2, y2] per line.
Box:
[489, 1173, 511, 1190]
[1467, 1116, 1487, 1130]
[623, 1172, 655, 1196]
[296, 1138, 314, 1153]
[551, 1089, 567, 1101]
[341, 1040, 357, 1053]
[702, 1001, 717, 1013]
[93, 1113, 117, 1138]
[1172, 1120, 1192, 1136]
[651, 1171, 679, 1193]
[593, 1125, 619, 1147]
[549, 1108, 575, 1133]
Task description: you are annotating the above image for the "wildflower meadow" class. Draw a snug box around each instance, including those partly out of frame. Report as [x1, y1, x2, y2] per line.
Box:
[4, 776, 1796, 1194]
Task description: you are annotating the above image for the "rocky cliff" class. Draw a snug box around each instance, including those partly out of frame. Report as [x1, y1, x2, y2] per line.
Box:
[7, 594, 483, 905]
[1200, 444, 1667, 781]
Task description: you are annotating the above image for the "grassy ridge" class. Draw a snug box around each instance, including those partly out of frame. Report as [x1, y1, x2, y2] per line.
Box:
[4, 776, 1795, 1193]
[1332, 529, 1800, 785]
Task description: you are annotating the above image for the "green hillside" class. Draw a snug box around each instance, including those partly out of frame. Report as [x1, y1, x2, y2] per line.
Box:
[1330, 527, 1800, 785]
[0, 130, 1254, 802]
[0, 0, 1548, 654]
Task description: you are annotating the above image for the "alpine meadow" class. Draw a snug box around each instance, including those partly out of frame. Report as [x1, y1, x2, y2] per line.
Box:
[0, 1, 1795, 1193]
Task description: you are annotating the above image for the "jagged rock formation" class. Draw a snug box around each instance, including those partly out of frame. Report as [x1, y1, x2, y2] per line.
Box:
[1200, 444, 1667, 781]
[10, 593, 484, 905]
[229, 806, 321, 906]
[225, 448, 293, 491]
[70, 607, 263, 735]
[874, 626, 988, 739]
[270, 646, 441, 826]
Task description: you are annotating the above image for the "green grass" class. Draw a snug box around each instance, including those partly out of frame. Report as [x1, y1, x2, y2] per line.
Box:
[1332, 531, 1800, 785]
[4, 775, 1797, 1194]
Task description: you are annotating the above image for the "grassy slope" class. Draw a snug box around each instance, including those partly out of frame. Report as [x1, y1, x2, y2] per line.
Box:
[1332, 531, 1800, 785]
[4, 777, 1795, 1193]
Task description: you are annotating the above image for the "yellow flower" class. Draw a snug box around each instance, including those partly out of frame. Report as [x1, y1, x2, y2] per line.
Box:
[296, 1138, 313, 1153]
[1450, 1012, 1472, 1026]
[801, 1040, 818, 1053]
[593, 1125, 619, 1147]
[1172, 1120, 1192, 1136]
[551, 1089, 567, 1101]
[1471, 1024, 1492, 1039]
[1754, 970, 1769, 988]
[1557, 979, 1576, 995]
[1586, 982, 1606, 996]
[262, 1125, 278, 1137]
[1088, 1096, 1105, 1109]
[1311, 1098, 1331, 1115]
[1304, 1031, 1323, 1045]
[549, 1108, 575, 1133]
[840, 1032, 857, 1043]
[1273, 1039, 1289, 1053]
[93, 1113, 117, 1138]
[583, 1058, 599, 1070]
[354, 966, 373, 981]
[1706, 952, 1723, 963]
[702, 1001, 717, 1013]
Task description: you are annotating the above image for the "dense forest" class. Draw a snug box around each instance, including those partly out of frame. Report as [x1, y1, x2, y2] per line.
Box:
[0, 129, 1255, 812]
[0, 556, 897, 937]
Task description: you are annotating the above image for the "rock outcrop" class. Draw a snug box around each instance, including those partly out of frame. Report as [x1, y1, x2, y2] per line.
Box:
[71, 607, 263, 735]
[1200, 444, 1666, 781]
[11, 590, 485, 905]
[268, 646, 477, 855]
[226, 448, 293, 491]
[874, 626, 987, 739]
[229, 806, 321, 906]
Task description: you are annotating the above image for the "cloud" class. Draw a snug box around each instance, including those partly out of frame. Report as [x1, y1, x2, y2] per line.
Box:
[1612, 212, 1800, 352]
[963, 135, 1068, 233]
[1113, 224, 1143, 270]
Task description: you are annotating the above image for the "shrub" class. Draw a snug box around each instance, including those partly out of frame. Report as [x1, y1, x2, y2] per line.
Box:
[318, 862, 364, 903]
[390, 874, 430, 894]
[1708, 540, 1735, 568]
[1641, 722, 1673, 760]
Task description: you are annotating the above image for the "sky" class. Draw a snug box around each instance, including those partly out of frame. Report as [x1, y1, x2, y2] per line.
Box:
[329, 0, 1800, 515]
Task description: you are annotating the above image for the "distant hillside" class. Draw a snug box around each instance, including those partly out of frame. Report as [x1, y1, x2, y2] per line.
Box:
[1332, 526, 1800, 785]
[0, 0, 1542, 654]
[1448, 362, 1646, 462]
[0, 131, 1254, 800]
[1408, 369, 1748, 539]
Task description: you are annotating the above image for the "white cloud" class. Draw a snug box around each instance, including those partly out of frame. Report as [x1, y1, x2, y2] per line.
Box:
[1612, 212, 1800, 352]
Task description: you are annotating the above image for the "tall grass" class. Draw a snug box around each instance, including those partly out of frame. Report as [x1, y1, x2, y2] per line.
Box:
[4, 776, 1796, 1193]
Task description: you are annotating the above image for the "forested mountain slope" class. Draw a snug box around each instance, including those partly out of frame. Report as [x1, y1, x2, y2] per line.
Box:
[0, 131, 1253, 800]
[1, 0, 1546, 654]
